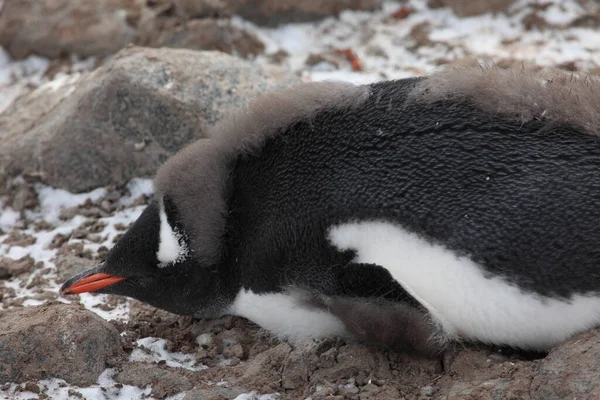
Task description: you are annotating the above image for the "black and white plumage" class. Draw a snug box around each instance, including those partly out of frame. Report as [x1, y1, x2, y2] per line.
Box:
[61, 66, 600, 361]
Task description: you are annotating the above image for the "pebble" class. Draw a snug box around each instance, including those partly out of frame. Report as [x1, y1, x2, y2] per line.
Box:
[196, 333, 214, 348]
[420, 385, 434, 397]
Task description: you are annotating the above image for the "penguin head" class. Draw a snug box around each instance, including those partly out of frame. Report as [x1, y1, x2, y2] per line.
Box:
[60, 194, 230, 318]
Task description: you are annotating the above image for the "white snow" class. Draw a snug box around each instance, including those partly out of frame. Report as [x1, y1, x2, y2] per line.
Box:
[34, 184, 107, 224]
[235, 0, 600, 84]
[120, 178, 154, 206]
[1, 0, 599, 398]
[234, 393, 281, 400]
[0, 368, 185, 400]
[130, 337, 208, 371]
[0, 206, 19, 231]
[0, 179, 147, 323]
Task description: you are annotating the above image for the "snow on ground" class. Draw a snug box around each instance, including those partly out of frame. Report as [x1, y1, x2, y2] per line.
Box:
[237, 0, 600, 84]
[1, 0, 599, 399]
[130, 338, 208, 371]
[0, 179, 151, 319]
[0, 369, 177, 400]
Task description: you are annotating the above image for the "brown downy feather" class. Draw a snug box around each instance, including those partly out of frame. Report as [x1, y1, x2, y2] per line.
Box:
[153, 81, 370, 265]
[410, 65, 600, 136]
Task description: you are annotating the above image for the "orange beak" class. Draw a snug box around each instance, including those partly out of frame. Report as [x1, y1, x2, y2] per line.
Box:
[61, 273, 126, 295]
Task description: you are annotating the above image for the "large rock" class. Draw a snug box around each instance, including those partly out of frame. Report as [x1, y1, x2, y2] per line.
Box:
[0, 0, 141, 59]
[173, 0, 383, 26]
[0, 302, 124, 385]
[0, 46, 298, 193]
[531, 328, 600, 399]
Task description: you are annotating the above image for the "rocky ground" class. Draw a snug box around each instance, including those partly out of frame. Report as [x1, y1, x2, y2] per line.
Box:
[2, 0, 600, 399]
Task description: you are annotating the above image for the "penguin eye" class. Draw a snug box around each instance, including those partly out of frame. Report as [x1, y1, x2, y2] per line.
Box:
[156, 197, 189, 268]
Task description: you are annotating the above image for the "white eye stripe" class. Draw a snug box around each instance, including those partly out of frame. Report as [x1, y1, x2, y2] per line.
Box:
[157, 202, 188, 267]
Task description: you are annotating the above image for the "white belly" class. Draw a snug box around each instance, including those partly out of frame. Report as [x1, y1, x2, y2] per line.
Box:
[328, 221, 600, 350]
[229, 289, 349, 343]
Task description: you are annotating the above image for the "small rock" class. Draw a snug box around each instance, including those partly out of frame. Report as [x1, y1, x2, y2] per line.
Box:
[182, 385, 246, 400]
[447, 382, 476, 399]
[54, 254, 96, 283]
[0, 302, 124, 385]
[306, 52, 343, 68]
[282, 348, 311, 389]
[0, 256, 36, 279]
[11, 184, 38, 211]
[23, 382, 40, 394]
[420, 385, 434, 397]
[48, 233, 69, 250]
[196, 333, 214, 348]
[487, 351, 509, 364]
[312, 384, 337, 399]
[116, 363, 193, 398]
[2, 231, 36, 247]
[427, 0, 514, 17]
[339, 385, 360, 396]
[319, 347, 337, 368]
[222, 343, 244, 359]
[361, 383, 380, 395]
[230, 343, 292, 392]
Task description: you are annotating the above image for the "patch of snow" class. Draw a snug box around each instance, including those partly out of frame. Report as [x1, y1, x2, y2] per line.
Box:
[130, 337, 208, 371]
[34, 184, 107, 224]
[0, 369, 163, 400]
[0, 205, 20, 231]
[40, 72, 81, 92]
[236, 0, 600, 85]
[77, 293, 131, 322]
[120, 178, 154, 206]
[542, 1, 585, 25]
[70, 54, 97, 73]
[234, 392, 281, 400]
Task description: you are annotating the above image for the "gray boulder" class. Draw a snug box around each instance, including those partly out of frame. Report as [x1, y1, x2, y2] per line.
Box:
[0, 302, 124, 385]
[0, 46, 298, 193]
[0, 0, 140, 59]
[532, 328, 600, 399]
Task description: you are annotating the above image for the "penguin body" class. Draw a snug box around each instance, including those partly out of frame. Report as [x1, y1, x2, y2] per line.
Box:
[62, 67, 600, 359]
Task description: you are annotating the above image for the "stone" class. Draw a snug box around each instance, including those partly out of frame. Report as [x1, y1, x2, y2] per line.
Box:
[182, 385, 247, 400]
[54, 254, 96, 283]
[115, 363, 194, 398]
[531, 328, 600, 399]
[0, 256, 36, 280]
[282, 349, 311, 389]
[427, 0, 515, 17]
[173, 0, 383, 26]
[196, 333, 214, 348]
[143, 19, 265, 58]
[0, 0, 141, 59]
[0, 46, 299, 193]
[0, 302, 123, 385]
[222, 343, 244, 359]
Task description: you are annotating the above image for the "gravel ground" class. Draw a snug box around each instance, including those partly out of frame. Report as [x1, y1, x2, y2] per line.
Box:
[2, 1, 600, 399]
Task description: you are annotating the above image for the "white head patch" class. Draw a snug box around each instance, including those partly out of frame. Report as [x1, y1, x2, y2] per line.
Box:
[157, 202, 189, 267]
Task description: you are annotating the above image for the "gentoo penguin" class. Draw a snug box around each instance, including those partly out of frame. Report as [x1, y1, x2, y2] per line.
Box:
[61, 66, 600, 361]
